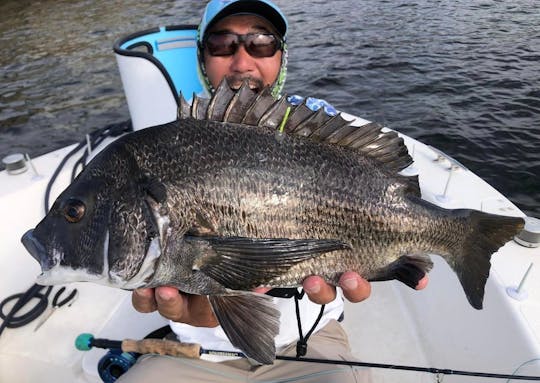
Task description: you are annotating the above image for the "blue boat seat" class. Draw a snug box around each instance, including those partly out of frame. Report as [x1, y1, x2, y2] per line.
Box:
[114, 25, 204, 130]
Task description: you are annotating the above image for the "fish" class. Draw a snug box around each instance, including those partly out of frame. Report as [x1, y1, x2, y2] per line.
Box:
[21, 79, 525, 364]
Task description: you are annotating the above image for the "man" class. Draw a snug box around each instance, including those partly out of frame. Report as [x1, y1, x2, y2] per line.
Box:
[123, 1, 428, 381]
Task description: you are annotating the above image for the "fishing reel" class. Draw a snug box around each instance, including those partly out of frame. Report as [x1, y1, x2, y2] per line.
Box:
[97, 348, 138, 383]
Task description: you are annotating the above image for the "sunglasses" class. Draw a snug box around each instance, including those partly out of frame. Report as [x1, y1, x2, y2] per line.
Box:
[204, 32, 283, 58]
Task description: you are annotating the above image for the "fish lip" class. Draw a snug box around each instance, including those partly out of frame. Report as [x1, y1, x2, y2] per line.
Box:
[21, 229, 55, 271]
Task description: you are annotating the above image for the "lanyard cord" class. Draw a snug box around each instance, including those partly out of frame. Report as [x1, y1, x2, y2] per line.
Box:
[294, 289, 325, 358]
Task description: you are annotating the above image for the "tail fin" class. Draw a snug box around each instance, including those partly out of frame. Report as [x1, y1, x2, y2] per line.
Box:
[449, 210, 524, 309]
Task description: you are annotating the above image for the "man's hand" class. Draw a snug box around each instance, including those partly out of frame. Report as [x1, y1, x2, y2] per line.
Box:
[132, 286, 218, 327]
[302, 271, 429, 305]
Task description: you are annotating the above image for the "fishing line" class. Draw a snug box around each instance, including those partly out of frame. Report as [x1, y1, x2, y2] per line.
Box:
[507, 359, 540, 383]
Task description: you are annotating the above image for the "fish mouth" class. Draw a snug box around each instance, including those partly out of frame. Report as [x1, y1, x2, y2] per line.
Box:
[22, 228, 103, 285]
[21, 229, 161, 289]
[21, 229, 55, 271]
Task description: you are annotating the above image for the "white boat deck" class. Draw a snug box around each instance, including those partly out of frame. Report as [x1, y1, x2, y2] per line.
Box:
[0, 125, 538, 382]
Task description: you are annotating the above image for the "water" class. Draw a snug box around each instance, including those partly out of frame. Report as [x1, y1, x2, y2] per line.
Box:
[1, 0, 538, 217]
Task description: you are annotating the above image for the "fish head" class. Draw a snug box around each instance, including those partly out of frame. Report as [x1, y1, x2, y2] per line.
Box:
[22, 157, 168, 290]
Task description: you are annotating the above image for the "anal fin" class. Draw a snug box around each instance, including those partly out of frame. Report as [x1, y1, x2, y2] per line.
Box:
[209, 293, 279, 364]
[371, 254, 433, 289]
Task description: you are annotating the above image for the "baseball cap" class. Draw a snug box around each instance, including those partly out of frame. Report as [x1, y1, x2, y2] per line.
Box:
[199, 0, 288, 42]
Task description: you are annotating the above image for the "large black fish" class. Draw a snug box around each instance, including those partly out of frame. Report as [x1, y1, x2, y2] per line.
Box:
[22, 80, 524, 363]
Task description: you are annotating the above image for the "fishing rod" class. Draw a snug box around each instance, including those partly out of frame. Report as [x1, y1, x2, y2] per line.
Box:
[76, 333, 540, 381]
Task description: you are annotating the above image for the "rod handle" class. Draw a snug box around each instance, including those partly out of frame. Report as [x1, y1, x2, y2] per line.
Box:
[121, 338, 201, 359]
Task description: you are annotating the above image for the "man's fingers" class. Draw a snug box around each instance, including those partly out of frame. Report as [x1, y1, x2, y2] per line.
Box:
[339, 271, 371, 303]
[154, 286, 186, 322]
[132, 288, 157, 313]
[303, 275, 337, 305]
[302, 273, 372, 304]
[415, 275, 429, 290]
[253, 286, 272, 294]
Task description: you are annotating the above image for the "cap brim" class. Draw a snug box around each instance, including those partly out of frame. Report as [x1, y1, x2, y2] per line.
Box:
[206, 1, 287, 38]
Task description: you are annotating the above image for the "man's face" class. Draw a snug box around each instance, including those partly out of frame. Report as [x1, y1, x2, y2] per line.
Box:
[203, 14, 283, 92]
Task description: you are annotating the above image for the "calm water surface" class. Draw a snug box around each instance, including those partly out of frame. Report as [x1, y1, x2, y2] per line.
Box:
[1, 0, 539, 217]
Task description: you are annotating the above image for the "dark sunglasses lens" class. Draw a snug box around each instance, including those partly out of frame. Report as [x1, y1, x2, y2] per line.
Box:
[206, 33, 238, 56]
[205, 33, 280, 57]
[245, 34, 279, 57]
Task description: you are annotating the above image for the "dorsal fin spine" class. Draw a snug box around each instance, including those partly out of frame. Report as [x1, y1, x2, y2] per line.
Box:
[190, 92, 198, 118]
[258, 96, 290, 129]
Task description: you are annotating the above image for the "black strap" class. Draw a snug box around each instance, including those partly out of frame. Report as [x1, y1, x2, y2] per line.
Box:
[294, 289, 325, 358]
[266, 288, 298, 298]
[144, 325, 172, 340]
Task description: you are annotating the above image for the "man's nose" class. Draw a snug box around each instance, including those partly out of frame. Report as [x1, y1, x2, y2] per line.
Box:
[230, 45, 255, 73]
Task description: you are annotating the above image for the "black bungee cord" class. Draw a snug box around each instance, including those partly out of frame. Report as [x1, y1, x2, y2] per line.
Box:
[44, 119, 132, 212]
[0, 284, 52, 336]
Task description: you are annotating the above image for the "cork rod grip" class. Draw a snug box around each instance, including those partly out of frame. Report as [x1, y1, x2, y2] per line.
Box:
[121, 339, 201, 359]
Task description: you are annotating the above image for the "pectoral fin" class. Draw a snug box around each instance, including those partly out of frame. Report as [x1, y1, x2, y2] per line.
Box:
[186, 236, 350, 289]
[209, 293, 279, 364]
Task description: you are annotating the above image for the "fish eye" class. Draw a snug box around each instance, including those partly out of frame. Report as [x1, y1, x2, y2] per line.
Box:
[63, 199, 86, 223]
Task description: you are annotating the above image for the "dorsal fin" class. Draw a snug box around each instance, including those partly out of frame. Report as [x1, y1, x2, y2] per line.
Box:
[224, 80, 259, 123]
[207, 80, 235, 120]
[178, 93, 191, 119]
[242, 87, 275, 125]
[258, 96, 290, 129]
[178, 79, 414, 176]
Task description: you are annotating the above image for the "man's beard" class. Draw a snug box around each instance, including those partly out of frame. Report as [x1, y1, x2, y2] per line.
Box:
[225, 75, 265, 92]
